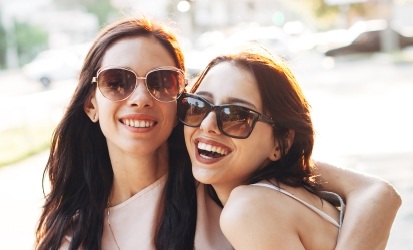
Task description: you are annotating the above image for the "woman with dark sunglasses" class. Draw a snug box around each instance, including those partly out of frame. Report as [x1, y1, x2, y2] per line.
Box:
[35, 16, 400, 250]
[180, 47, 401, 249]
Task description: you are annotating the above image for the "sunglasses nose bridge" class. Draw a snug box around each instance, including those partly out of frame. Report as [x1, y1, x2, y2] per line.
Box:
[135, 76, 147, 84]
[199, 105, 222, 136]
[134, 76, 150, 94]
[126, 75, 154, 103]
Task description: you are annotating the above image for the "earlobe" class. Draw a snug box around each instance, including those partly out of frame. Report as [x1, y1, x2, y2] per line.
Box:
[84, 94, 99, 123]
[269, 145, 280, 161]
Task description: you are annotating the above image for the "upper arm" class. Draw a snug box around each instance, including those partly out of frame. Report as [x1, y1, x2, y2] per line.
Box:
[220, 186, 305, 250]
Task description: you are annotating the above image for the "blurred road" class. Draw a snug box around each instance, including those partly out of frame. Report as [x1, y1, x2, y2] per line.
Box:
[0, 51, 412, 249]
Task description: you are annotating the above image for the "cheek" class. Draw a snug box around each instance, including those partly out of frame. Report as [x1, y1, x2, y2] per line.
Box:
[94, 96, 118, 131]
[96, 101, 115, 120]
[240, 126, 274, 160]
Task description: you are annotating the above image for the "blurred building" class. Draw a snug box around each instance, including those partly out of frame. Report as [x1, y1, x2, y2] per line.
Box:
[1, 0, 413, 68]
[0, 0, 98, 48]
[0, 0, 98, 68]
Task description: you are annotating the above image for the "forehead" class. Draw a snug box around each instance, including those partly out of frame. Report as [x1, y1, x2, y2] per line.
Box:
[100, 36, 176, 74]
[196, 62, 261, 105]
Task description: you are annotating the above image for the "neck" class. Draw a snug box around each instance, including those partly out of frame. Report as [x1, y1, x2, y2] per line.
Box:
[211, 184, 236, 206]
[108, 143, 169, 206]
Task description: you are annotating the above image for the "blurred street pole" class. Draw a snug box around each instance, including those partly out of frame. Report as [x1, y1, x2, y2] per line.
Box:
[5, 24, 19, 69]
[380, 0, 399, 52]
[0, 3, 19, 69]
[338, 4, 350, 28]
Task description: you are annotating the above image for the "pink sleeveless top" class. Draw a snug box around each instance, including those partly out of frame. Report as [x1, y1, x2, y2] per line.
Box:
[60, 174, 233, 249]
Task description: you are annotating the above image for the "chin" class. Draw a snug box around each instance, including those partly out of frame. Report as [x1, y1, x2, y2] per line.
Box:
[192, 167, 216, 185]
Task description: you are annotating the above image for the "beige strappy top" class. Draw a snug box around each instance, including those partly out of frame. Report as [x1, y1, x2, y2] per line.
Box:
[252, 182, 345, 235]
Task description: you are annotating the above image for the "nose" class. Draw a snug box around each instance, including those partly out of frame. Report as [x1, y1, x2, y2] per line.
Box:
[199, 111, 221, 136]
[127, 78, 154, 107]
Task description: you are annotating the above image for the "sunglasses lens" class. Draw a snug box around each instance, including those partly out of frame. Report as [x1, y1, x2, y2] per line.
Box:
[179, 96, 209, 126]
[98, 69, 136, 101]
[179, 95, 257, 139]
[147, 69, 185, 102]
[220, 107, 255, 138]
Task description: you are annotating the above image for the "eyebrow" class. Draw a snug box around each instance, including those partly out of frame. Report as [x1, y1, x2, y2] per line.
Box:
[195, 91, 258, 109]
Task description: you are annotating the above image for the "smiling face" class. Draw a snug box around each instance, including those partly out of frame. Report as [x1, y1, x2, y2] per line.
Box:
[184, 62, 277, 195]
[86, 36, 178, 156]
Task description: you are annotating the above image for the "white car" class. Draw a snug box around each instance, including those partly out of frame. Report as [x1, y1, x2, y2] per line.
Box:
[22, 44, 89, 88]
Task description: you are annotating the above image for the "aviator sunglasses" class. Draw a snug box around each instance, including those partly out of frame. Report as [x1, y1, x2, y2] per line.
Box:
[92, 66, 187, 102]
[178, 93, 275, 139]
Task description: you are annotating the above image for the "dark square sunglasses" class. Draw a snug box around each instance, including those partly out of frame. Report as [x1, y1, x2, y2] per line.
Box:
[92, 66, 187, 102]
[178, 93, 274, 139]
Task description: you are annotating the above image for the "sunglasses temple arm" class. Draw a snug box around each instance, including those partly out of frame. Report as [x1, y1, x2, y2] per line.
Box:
[260, 115, 275, 126]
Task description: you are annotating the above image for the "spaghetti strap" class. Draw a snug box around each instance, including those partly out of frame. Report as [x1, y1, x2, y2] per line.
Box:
[251, 183, 344, 233]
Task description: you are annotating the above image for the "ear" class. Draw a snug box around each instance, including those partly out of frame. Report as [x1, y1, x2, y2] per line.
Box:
[269, 130, 295, 161]
[269, 144, 280, 161]
[84, 93, 99, 123]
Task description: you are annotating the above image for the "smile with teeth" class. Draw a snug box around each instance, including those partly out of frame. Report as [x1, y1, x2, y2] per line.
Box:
[197, 141, 230, 159]
[121, 119, 156, 128]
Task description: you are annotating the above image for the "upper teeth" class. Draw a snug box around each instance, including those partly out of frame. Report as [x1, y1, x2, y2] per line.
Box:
[122, 119, 155, 128]
[198, 142, 229, 155]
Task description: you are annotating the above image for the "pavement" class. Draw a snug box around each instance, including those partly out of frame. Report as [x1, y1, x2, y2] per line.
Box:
[0, 151, 47, 249]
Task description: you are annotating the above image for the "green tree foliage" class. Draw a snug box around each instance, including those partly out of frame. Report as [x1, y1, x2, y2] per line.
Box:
[14, 21, 48, 66]
[53, 0, 117, 25]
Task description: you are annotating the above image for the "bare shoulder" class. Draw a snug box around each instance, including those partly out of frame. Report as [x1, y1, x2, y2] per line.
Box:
[220, 185, 264, 223]
[220, 185, 304, 250]
[221, 184, 296, 223]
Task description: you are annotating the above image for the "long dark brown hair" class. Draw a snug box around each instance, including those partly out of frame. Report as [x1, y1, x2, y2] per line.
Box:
[190, 47, 319, 206]
[36, 17, 196, 250]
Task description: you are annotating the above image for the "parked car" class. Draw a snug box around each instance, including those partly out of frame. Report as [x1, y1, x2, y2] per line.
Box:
[22, 44, 89, 88]
[324, 20, 413, 57]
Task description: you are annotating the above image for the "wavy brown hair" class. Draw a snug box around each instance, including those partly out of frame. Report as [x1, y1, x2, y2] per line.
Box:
[36, 17, 196, 250]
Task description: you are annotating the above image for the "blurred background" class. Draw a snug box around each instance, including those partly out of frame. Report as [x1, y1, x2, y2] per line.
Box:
[0, 0, 412, 249]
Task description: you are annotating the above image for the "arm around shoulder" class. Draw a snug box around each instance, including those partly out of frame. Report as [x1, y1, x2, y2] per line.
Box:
[336, 178, 401, 250]
[314, 161, 402, 250]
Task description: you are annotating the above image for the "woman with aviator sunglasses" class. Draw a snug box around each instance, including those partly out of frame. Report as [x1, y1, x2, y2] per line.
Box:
[179, 47, 401, 249]
[35, 17, 210, 250]
[35, 16, 400, 249]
